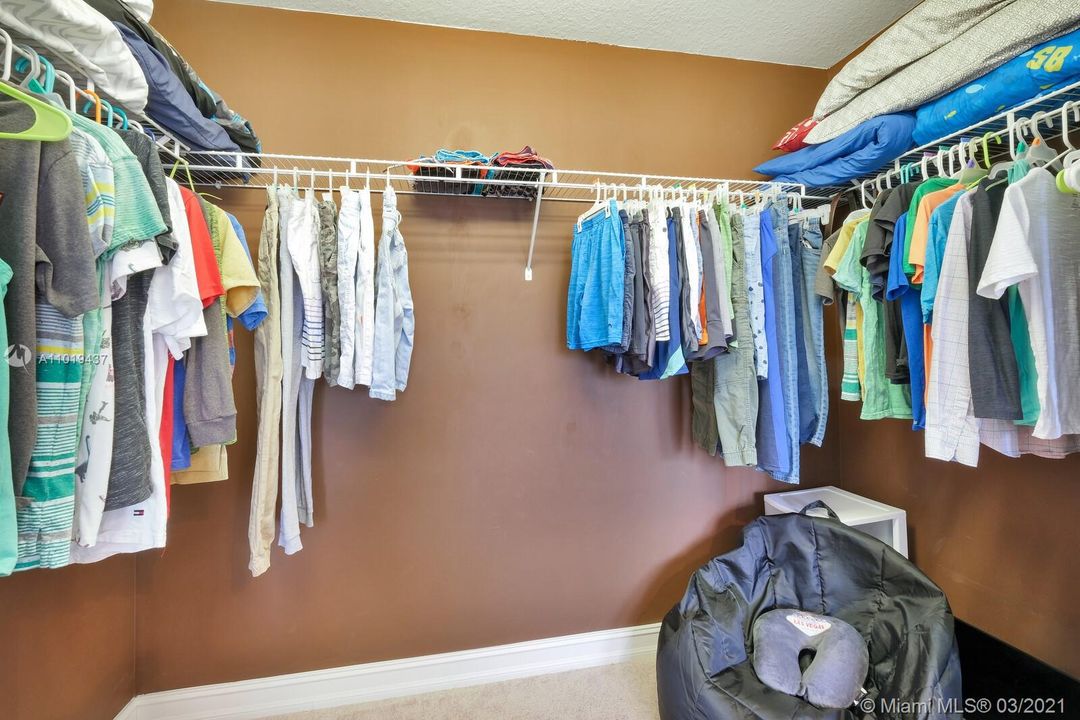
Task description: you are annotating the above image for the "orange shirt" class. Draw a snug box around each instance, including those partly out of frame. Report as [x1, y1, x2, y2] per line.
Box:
[179, 186, 225, 307]
[908, 185, 964, 285]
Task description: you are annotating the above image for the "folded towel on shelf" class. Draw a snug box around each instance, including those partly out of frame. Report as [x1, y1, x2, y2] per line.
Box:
[806, 0, 1080, 145]
[755, 114, 915, 188]
[914, 28, 1080, 145]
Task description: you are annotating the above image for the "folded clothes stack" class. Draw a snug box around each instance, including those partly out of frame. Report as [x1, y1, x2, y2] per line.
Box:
[409, 147, 555, 197]
[409, 149, 495, 195]
[483, 146, 554, 200]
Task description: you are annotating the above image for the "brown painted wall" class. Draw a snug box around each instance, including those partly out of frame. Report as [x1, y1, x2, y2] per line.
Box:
[128, 0, 835, 695]
[0, 557, 135, 720]
[837, 403, 1080, 678]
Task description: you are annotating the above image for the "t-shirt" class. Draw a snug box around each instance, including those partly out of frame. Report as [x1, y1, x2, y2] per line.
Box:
[826, 213, 870, 400]
[228, 213, 267, 331]
[966, 180, 1021, 421]
[977, 168, 1080, 440]
[179, 187, 225, 305]
[157, 179, 208, 358]
[866, 183, 917, 284]
[119, 129, 177, 263]
[814, 229, 842, 306]
[859, 187, 895, 299]
[908, 185, 963, 285]
[215, 208, 261, 319]
[106, 270, 155, 511]
[903, 177, 956, 276]
[920, 193, 963, 324]
[0, 98, 98, 495]
[834, 219, 912, 421]
[66, 112, 166, 254]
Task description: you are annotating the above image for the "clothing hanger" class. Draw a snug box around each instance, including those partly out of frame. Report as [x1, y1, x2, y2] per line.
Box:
[169, 157, 197, 193]
[576, 181, 608, 230]
[80, 90, 104, 124]
[981, 132, 1001, 169]
[82, 97, 115, 127]
[955, 138, 988, 185]
[13, 45, 40, 89]
[1053, 104, 1080, 191]
[988, 116, 1017, 179]
[53, 69, 77, 111]
[0, 32, 73, 141]
[1021, 112, 1060, 168]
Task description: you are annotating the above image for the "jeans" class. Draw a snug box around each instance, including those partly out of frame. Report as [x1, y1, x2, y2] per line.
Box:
[369, 187, 415, 401]
[755, 208, 789, 480]
[797, 218, 827, 447]
[773, 203, 800, 483]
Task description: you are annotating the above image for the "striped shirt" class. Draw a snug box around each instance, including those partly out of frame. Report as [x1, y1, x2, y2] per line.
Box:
[17, 305, 85, 570]
[67, 112, 166, 253]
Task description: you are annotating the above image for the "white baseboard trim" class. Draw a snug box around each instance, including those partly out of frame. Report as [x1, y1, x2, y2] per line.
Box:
[120, 622, 661, 720]
[113, 698, 139, 720]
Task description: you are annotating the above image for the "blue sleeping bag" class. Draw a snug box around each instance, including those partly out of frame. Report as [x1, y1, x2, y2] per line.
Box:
[754, 114, 915, 188]
[915, 28, 1080, 145]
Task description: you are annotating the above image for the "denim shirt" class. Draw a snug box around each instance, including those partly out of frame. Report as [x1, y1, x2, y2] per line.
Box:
[369, 187, 415, 401]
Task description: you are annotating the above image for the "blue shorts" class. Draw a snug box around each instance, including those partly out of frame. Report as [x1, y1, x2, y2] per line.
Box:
[567, 202, 625, 351]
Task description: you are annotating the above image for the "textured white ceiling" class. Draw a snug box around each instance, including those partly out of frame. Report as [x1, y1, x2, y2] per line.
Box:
[210, 0, 920, 69]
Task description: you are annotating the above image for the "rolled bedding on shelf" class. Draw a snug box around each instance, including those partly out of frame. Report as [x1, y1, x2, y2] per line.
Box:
[815, 0, 1011, 121]
[806, 0, 1080, 145]
[754, 114, 915, 188]
[914, 28, 1080, 145]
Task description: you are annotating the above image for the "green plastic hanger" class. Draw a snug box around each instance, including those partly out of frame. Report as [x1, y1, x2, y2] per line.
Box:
[0, 34, 72, 141]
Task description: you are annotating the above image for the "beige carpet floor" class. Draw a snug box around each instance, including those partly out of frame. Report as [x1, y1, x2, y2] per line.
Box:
[267, 655, 660, 720]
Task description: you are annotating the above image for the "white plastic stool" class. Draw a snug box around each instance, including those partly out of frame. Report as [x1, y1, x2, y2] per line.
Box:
[764, 485, 908, 558]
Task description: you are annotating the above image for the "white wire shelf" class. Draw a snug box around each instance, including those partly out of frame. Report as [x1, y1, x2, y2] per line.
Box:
[174, 151, 810, 281]
[809, 78, 1080, 203]
[175, 150, 807, 202]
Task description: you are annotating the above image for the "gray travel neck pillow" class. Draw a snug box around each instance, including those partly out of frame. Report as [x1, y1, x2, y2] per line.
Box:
[751, 609, 869, 709]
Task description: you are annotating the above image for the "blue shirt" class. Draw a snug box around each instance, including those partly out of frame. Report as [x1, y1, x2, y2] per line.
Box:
[171, 358, 191, 471]
[920, 193, 962, 325]
[226, 212, 268, 332]
[885, 214, 925, 430]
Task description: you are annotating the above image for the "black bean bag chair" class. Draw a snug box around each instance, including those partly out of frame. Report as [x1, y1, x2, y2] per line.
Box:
[657, 502, 962, 719]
